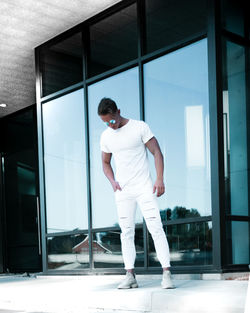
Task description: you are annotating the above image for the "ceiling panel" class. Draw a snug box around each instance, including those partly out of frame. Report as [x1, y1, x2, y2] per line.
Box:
[0, 0, 121, 118]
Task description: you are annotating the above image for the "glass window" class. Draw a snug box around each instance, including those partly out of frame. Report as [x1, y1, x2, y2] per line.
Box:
[88, 67, 142, 229]
[47, 233, 89, 270]
[93, 228, 144, 268]
[145, 0, 207, 54]
[144, 39, 211, 219]
[226, 222, 250, 265]
[221, 0, 245, 37]
[88, 4, 138, 78]
[42, 89, 88, 233]
[223, 41, 249, 216]
[40, 33, 83, 97]
[149, 221, 212, 266]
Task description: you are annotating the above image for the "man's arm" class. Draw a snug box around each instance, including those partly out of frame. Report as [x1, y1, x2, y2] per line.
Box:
[102, 151, 122, 192]
[145, 137, 165, 197]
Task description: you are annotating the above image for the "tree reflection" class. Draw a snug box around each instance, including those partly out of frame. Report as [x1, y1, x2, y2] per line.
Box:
[160, 206, 201, 222]
[148, 206, 212, 266]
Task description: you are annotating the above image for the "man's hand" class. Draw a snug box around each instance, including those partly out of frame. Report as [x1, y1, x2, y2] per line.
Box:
[153, 179, 165, 197]
[102, 152, 121, 192]
[111, 180, 122, 192]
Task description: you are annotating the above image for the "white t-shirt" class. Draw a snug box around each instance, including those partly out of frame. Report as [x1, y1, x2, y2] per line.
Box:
[100, 119, 154, 188]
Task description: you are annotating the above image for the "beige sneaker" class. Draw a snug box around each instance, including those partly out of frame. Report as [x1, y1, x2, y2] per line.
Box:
[161, 270, 175, 289]
[117, 272, 138, 289]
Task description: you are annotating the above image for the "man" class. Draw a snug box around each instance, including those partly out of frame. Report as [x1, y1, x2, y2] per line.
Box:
[98, 97, 174, 289]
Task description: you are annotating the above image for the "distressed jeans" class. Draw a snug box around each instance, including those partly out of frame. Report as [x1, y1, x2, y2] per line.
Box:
[115, 179, 170, 270]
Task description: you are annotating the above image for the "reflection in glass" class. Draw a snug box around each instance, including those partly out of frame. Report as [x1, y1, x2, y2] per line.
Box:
[89, 4, 137, 77]
[93, 228, 144, 268]
[42, 89, 88, 233]
[228, 222, 250, 265]
[40, 33, 83, 97]
[144, 39, 211, 219]
[88, 67, 142, 229]
[221, 0, 245, 37]
[185, 106, 205, 167]
[160, 206, 201, 223]
[149, 221, 212, 266]
[48, 234, 89, 270]
[17, 165, 37, 233]
[223, 41, 249, 216]
[145, 0, 207, 54]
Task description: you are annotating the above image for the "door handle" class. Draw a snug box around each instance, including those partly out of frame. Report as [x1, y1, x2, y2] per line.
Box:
[223, 113, 229, 179]
[36, 196, 42, 255]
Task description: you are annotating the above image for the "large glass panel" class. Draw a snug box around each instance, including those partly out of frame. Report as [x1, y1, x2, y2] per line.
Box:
[42, 89, 88, 233]
[226, 222, 250, 265]
[93, 228, 144, 268]
[88, 67, 141, 229]
[144, 39, 211, 219]
[231, 222, 249, 264]
[221, 0, 245, 37]
[47, 233, 89, 270]
[223, 41, 249, 216]
[88, 4, 137, 78]
[145, 0, 207, 54]
[149, 221, 212, 266]
[40, 33, 83, 97]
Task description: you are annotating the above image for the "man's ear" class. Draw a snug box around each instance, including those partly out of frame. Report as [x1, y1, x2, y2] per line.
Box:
[117, 109, 120, 114]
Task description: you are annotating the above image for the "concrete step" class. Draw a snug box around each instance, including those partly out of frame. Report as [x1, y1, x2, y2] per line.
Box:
[87, 277, 249, 313]
[0, 274, 248, 313]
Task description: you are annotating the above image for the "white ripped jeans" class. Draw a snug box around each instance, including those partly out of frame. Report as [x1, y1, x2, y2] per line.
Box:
[115, 179, 170, 270]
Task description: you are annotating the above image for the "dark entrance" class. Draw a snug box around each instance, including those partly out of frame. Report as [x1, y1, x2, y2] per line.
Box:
[0, 106, 42, 273]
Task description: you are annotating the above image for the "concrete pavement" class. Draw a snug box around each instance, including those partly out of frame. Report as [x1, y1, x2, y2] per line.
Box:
[0, 273, 249, 313]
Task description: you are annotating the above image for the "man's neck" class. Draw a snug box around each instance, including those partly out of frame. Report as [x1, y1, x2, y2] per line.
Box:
[119, 117, 129, 128]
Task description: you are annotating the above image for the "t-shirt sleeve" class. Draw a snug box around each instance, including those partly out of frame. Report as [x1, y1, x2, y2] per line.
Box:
[141, 121, 154, 144]
[100, 133, 111, 153]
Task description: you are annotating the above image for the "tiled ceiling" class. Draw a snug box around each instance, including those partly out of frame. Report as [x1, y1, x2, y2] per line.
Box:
[0, 0, 121, 118]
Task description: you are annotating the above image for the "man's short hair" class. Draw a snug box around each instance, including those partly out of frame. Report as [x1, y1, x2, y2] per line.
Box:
[98, 98, 118, 115]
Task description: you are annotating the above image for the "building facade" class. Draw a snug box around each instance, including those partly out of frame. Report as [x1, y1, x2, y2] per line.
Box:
[0, 0, 249, 275]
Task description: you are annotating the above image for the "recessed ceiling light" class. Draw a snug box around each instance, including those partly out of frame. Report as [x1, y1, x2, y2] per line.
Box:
[0, 103, 7, 107]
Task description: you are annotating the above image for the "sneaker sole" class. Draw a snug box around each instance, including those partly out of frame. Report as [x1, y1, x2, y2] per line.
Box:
[161, 285, 176, 289]
[118, 283, 138, 289]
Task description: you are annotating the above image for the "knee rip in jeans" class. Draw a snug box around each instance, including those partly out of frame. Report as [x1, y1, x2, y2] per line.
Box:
[145, 208, 157, 221]
[121, 227, 134, 238]
[119, 217, 133, 230]
[146, 217, 156, 222]
[120, 225, 131, 229]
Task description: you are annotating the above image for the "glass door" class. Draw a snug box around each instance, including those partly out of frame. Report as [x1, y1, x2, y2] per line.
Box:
[1, 108, 42, 273]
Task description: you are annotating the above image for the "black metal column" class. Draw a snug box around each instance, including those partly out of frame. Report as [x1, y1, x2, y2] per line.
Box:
[0, 153, 5, 273]
[82, 27, 93, 269]
[137, 0, 148, 270]
[244, 38, 250, 262]
[207, 0, 226, 271]
[35, 48, 48, 273]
